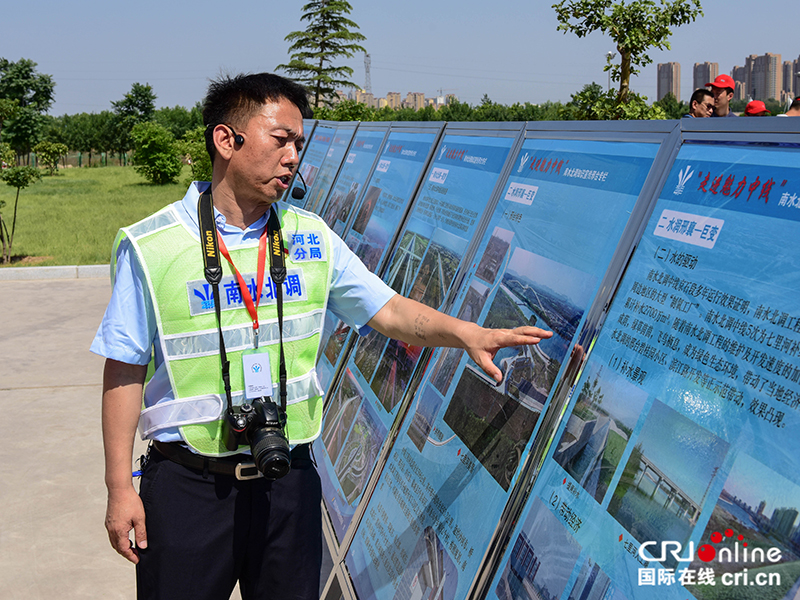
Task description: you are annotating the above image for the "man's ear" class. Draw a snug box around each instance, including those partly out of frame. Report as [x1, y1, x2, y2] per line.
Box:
[212, 124, 236, 161]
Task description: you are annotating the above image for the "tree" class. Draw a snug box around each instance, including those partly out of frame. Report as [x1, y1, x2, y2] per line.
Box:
[560, 82, 665, 120]
[111, 82, 157, 162]
[0, 58, 55, 160]
[553, 0, 702, 104]
[0, 97, 19, 139]
[654, 92, 689, 119]
[0, 141, 14, 167]
[0, 165, 40, 263]
[131, 121, 182, 185]
[32, 140, 68, 175]
[277, 0, 367, 108]
[154, 103, 203, 140]
[175, 125, 212, 186]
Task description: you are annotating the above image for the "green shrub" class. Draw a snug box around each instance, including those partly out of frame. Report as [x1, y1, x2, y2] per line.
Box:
[175, 125, 212, 186]
[131, 121, 182, 185]
[32, 140, 69, 175]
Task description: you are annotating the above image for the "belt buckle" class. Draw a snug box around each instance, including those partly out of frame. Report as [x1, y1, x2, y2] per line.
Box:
[235, 462, 263, 481]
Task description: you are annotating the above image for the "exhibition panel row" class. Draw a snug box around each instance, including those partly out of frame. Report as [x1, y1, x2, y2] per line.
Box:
[286, 118, 800, 600]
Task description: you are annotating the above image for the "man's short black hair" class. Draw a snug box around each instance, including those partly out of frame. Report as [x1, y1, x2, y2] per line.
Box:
[690, 88, 713, 106]
[202, 73, 312, 164]
[791, 97, 800, 111]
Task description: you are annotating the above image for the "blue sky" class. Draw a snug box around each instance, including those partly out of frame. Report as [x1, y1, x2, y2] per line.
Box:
[3, 0, 799, 115]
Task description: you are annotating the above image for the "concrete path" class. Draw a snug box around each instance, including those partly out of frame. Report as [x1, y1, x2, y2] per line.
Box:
[0, 269, 248, 599]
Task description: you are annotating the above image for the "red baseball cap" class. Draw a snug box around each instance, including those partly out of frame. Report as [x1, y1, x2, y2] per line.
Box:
[745, 100, 770, 116]
[707, 74, 735, 92]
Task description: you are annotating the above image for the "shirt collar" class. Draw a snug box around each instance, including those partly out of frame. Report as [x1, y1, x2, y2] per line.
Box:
[180, 181, 281, 237]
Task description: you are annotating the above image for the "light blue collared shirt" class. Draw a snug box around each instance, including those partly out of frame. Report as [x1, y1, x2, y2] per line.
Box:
[91, 182, 395, 442]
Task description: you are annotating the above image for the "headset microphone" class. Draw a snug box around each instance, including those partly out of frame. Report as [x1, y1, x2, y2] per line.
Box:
[291, 171, 308, 200]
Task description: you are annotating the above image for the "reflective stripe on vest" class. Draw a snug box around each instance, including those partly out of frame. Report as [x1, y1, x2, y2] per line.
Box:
[121, 202, 333, 455]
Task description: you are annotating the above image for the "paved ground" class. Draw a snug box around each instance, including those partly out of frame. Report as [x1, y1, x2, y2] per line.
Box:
[0, 270, 269, 599]
[0, 274, 144, 599]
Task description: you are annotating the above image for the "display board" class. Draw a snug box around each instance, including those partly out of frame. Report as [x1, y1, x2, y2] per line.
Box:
[287, 121, 336, 207]
[314, 127, 521, 549]
[486, 139, 800, 600]
[344, 138, 664, 600]
[318, 126, 389, 236]
[316, 126, 443, 392]
[305, 124, 358, 214]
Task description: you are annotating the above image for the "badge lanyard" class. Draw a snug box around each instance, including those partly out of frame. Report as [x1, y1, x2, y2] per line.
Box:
[198, 191, 288, 413]
[216, 229, 267, 347]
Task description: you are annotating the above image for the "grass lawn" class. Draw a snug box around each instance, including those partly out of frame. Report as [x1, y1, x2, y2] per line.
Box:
[0, 165, 191, 267]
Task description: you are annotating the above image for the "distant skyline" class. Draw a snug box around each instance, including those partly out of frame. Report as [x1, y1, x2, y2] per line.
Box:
[722, 452, 800, 517]
[3, 0, 799, 116]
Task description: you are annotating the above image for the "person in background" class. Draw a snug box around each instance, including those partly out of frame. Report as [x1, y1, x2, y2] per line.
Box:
[744, 100, 771, 116]
[707, 74, 738, 117]
[778, 97, 800, 117]
[684, 88, 715, 118]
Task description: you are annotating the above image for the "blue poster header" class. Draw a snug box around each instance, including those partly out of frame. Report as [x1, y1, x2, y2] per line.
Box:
[511, 144, 658, 195]
[433, 139, 512, 173]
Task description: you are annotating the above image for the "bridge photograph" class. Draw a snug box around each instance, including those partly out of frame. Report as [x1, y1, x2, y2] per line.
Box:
[607, 399, 729, 566]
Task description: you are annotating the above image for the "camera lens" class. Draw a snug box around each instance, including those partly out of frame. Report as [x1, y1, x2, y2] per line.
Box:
[250, 427, 291, 480]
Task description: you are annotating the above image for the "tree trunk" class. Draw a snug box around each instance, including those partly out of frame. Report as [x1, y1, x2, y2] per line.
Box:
[617, 49, 632, 105]
[0, 215, 8, 264]
[316, 55, 325, 108]
[10, 186, 21, 250]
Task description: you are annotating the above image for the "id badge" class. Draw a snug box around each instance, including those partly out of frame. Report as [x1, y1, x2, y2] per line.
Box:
[242, 348, 273, 400]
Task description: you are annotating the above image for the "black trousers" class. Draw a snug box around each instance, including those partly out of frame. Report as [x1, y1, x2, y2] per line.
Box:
[136, 446, 322, 600]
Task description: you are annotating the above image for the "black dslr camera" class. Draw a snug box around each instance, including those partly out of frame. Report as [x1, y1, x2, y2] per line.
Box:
[223, 397, 292, 480]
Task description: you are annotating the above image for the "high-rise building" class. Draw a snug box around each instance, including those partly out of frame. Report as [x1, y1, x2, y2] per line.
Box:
[693, 62, 718, 92]
[355, 89, 377, 108]
[404, 92, 426, 111]
[731, 65, 748, 101]
[657, 62, 681, 101]
[385, 92, 401, 109]
[784, 56, 800, 98]
[745, 53, 782, 101]
[771, 507, 798, 539]
[783, 61, 794, 96]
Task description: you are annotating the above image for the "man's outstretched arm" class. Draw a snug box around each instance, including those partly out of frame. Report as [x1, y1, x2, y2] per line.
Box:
[102, 359, 148, 564]
[367, 294, 553, 383]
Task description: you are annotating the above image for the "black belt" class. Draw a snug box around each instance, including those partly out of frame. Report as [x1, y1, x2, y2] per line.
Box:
[153, 441, 311, 481]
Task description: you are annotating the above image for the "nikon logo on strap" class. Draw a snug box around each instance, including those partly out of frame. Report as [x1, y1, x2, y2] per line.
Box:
[271, 231, 282, 258]
[204, 229, 216, 258]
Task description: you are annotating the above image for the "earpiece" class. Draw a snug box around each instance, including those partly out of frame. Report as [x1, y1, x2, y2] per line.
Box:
[224, 124, 244, 146]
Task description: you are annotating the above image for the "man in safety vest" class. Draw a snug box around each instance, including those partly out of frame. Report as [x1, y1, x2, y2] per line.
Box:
[92, 72, 552, 600]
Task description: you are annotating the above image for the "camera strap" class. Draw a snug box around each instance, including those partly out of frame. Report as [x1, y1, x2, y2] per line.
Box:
[198, 191, 234, 414]
[266, 208, 289, 414]
[198, 191, 288, 414]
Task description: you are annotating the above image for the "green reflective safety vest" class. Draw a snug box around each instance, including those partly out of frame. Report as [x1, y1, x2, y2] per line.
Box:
[117, 201, 333, 455]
